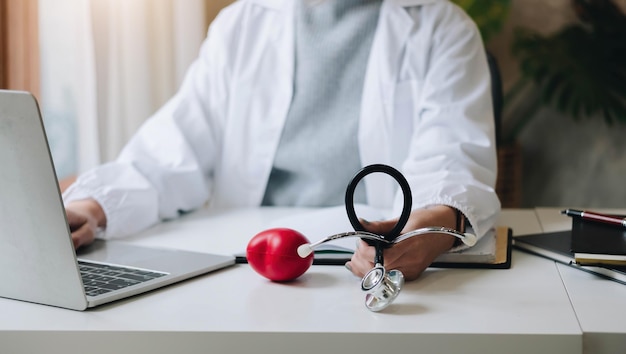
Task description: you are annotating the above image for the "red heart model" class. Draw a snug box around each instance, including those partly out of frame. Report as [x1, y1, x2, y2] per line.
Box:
[246, 228, 314, 282]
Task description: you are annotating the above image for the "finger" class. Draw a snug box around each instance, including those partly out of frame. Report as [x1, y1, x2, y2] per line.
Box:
[344, 261, 353, 273]
[344, 261, 361, 278]
[66, 212, 87, 233]
[347, 256, 374, 278]
[71, 223, 96, 249]
[349, 243, 376, 277]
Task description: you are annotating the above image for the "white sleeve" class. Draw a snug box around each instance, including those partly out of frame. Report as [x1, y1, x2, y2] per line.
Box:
[63, 13, 233, 239]
[399, 5, 501, 239]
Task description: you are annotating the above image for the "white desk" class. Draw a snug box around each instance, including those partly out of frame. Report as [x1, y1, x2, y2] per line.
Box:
[535, 208, 626, 354]
[0, 208, 582, 354]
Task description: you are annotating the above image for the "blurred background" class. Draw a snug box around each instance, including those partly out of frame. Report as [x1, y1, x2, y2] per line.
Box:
[1, 0, 625, 209]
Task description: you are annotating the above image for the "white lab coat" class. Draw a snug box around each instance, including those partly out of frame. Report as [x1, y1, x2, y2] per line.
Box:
[64, 0, 501, 240]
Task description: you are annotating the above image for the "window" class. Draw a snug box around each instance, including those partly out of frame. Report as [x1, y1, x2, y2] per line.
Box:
[0, 0, 40, 95]
[2, 0, 233, 191]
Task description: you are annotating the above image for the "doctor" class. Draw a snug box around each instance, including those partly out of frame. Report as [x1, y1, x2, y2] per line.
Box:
[63, 0, 501, 281]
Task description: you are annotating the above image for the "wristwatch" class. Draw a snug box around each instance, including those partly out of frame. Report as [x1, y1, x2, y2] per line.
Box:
[453, 209, 467, 247]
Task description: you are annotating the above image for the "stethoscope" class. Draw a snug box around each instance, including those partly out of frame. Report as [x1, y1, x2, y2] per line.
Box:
[295, 164, 477, 311]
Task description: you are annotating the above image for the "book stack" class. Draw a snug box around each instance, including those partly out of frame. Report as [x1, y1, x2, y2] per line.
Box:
[513, 210, 626, 285]
[571, 216, 626, 266]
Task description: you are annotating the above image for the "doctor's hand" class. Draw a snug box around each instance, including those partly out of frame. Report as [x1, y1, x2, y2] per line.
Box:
[65, 199, 107, 250]
[346, 205, 457, 281]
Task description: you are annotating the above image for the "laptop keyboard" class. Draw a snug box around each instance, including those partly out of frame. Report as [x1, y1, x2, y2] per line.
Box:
[78, 260, 168, 297]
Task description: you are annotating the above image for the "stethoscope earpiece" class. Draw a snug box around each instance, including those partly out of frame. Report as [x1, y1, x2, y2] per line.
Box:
[296, 244, 314, 258]
[461, 232, 477, 247]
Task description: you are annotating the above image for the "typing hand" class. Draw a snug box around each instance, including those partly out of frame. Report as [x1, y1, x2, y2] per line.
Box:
[65, 199, 106, 249]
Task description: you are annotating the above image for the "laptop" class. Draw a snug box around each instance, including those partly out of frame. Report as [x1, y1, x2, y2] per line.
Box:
[0, 90, 235, 310]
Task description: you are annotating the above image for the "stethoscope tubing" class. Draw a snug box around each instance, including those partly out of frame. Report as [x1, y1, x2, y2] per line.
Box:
[344, 164, 413, 265]
[344, 164, 412, 240]
[303, 227, 476, 252]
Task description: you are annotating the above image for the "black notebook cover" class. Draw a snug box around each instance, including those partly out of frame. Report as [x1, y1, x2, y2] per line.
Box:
[571, 216, 626, 256]
[514, 230, 626, 285]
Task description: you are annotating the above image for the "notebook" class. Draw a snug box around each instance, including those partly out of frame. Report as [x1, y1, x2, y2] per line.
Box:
[0, 90, 235, 310]
[513, 230, 626, 285]
[235, 205, 512, 269]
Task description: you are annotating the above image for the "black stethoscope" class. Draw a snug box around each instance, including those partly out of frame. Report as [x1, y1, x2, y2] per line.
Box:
[297, 164, 477, 311]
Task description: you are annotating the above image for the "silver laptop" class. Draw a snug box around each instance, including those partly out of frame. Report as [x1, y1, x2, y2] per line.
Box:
[0, 90, 234, 311]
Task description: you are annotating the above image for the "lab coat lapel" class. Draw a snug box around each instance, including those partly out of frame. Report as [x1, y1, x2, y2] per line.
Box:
[360, 1, 414, 208]
[216, 2, 294, 207]
[247, 2, 295, 206]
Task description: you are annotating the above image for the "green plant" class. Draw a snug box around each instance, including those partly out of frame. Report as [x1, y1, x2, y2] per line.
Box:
[503, 0, 626, 142]
[452, 0, 512, 42]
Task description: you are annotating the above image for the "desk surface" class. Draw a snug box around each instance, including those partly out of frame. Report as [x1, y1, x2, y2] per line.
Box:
[0, 207, 607, 354]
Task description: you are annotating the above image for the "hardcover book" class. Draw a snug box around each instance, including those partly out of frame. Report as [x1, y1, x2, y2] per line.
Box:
[570, 216, 626, 266]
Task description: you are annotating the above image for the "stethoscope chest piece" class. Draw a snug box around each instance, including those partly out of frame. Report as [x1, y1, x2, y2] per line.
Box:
[361, 264, 405, 312]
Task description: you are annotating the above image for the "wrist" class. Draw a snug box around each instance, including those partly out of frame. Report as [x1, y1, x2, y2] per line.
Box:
[422, 205, 465, 249]
[67, 199, 107, 229]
